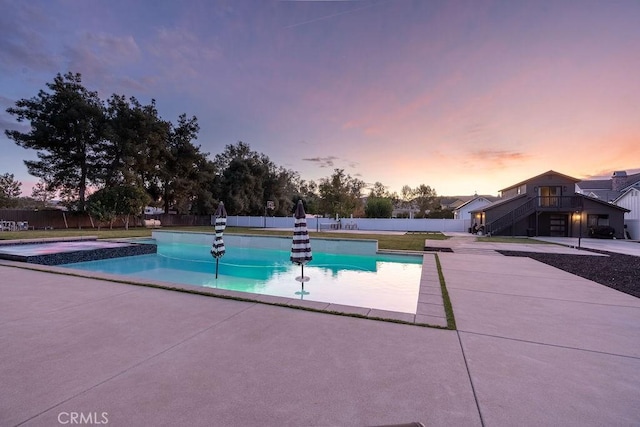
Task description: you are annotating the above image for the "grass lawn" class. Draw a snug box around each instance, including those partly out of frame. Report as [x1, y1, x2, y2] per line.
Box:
[0, 228, 153, 240]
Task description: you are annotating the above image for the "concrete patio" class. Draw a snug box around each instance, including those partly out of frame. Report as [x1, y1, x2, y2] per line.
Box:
[1, 238, 639, 426]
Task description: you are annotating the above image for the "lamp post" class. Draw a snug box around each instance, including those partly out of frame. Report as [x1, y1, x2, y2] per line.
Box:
[575, 210, 583, 249]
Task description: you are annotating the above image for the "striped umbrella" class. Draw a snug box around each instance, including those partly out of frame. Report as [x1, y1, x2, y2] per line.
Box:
[290, 200, 312, 286]
[210, 201, 227, 278]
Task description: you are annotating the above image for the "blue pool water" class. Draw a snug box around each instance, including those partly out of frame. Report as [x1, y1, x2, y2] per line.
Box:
[62, 242, 423, 313]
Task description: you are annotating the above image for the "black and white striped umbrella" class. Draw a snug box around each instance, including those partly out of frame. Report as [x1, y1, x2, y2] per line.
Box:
[210, 201, 227, 278]
[290, 200, 312, 284]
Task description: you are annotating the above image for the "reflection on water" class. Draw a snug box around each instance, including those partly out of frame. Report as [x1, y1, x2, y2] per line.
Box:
[62, 243, 423, 313]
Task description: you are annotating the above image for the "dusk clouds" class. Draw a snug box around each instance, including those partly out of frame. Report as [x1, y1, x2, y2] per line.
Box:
[1, 0, 639, 196]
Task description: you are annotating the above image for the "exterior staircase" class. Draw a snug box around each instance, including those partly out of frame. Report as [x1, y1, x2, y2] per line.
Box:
[485, 197, 537, 236]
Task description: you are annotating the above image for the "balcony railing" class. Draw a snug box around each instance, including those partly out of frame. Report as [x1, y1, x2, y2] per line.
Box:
[536, 196, 583, 210]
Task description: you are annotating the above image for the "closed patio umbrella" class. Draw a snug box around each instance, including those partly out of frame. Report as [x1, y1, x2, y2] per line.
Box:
[290, 200, 312, 288]
[210, 201, 227, 278]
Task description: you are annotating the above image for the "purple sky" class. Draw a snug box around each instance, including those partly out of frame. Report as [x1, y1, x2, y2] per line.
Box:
[1, 0, 639, 197]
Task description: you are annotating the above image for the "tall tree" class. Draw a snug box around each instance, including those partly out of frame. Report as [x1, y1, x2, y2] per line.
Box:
[214, 142, 296, 216]
[5, 72, 106, 211]
[318, 169, 365, 218]
[160, 114, 205, 214]
[291, 175, 319, 215]
[102, 95, 171, 210]
[189, 158, 218, 215]
[369, 181, 390, 198]
[0, 173, 22, 208]
[414, 184, 438, 217]
[31, 179, 56, 208]
[400, 185, 414, 209]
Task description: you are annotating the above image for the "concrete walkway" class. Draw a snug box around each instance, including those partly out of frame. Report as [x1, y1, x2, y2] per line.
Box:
[1, 244, 639, 426]
[439, 252, 640, 426]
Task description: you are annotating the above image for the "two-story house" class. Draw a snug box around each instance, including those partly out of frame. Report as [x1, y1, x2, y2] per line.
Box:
[470, 170, 629, 238]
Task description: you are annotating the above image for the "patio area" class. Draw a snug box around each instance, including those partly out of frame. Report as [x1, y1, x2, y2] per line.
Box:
[1, 243, 639, 426]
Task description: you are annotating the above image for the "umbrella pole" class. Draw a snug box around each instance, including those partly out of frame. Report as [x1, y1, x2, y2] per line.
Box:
[216, 258, 219, 279]
[301, 264, 304, 290]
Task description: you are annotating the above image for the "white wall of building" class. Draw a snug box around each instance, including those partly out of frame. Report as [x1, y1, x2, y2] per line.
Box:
[453, 197, 492, 220]
[615, 188, 640, 239]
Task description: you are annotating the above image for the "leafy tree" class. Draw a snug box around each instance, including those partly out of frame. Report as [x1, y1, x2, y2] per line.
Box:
[292, 176, 319, 215]
[31, 179, 57, 208]
[158, 114, 208, 214]
[189, 158, 218, 215]
[214, 142, 296, 216]
[425, 205, 454, 219]
[220, 154, 265, 215]
[87, 189, 118, 230]
[263, 165, 297, 216]
[5, 72, 106, 211]
[87, 185, 150, 229]
[400, 185, 415, 209]
[114, 185, 151, 229]
[413, 184, 438, 218]
[0, 173, 22, 207]
[365, 197, 393, 218]
[102, 95, 170, 194]
[369, 181, 390, 198]
[318, 169, 365, 218]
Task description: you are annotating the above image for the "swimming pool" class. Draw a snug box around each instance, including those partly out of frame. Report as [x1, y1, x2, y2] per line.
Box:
[61, 239, 423, 314]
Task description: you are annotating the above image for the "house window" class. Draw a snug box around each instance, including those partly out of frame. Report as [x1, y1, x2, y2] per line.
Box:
[587, 214, 609, 227]
[538, 186, 562, 207]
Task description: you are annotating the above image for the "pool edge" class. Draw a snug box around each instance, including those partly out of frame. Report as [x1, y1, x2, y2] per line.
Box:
[0, 258, 450, 329]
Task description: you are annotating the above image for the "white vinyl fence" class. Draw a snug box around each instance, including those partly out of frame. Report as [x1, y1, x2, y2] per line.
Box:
[218, 216, 469, 233]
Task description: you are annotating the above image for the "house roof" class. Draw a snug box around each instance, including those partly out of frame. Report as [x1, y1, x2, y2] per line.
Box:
[583, 189, 623, 202]
[581, 194, 630, 212]
[469, 193, 528, 213]
[469, 193, 629, 214]
[500, 170, 579, 193]
[577, 171, 640, 189]
[576, 170, 640, 202]
[614, 186, 640, 203]
[622, 172, 640, 191]
[453, 196, 493, 211]
[576, 180, 611, 190]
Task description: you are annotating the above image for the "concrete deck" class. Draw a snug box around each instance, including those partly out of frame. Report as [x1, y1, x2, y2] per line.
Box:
[1, 238, 639, 426]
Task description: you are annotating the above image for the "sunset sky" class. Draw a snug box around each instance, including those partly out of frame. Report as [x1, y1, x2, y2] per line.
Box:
[1, 0, 639, 197]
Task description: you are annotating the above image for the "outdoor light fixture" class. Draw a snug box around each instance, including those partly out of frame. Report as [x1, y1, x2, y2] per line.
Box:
[575, 210, 583, 249]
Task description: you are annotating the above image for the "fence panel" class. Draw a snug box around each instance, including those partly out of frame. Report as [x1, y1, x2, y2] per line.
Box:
[0, 209, 210, 230]
[223, 216, 467, 233]
[0, 209, 94, 229]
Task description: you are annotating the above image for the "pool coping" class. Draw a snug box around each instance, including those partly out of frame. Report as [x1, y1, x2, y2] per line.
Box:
[0, 235, 99, 246]
[0, 252, 449, 328]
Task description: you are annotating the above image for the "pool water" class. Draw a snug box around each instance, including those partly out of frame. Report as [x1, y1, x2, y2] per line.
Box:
[62, 242, 423, 313]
